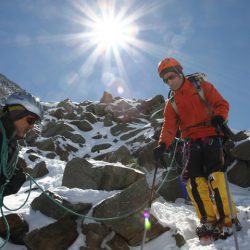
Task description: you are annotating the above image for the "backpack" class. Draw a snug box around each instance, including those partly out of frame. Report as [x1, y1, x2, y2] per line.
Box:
[168, 72, 211, 116]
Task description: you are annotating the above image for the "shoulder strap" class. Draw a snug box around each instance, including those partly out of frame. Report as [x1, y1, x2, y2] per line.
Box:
[186, 72, 206, 103]
[168, 90, 179, 115]
[168, 72, 212, 116]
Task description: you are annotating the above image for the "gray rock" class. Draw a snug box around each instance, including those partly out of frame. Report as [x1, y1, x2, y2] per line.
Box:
[110, 123, 134, 136]
[35, 138, 56, 152]
[24, 218, 78, 250]
[137, 141, 158, 171]
[103, 116, 113, 127]
[71, 120, 93, 132]
[30, 190, 92, 220]
[28, 154, 41, 162]
[227, 161, 250, 187]
[231, 141, 250, 161]
[91, 143, 112, 153]
[62, 158, 143, 191]
[82, 223, 129, 250]
[80, 112, 98, 124]
[0, 213, 29, 245]
[86, 103, 107, 117]
[94, 146, 133, 165]
[57, 98, 75, 113]
[157, 169, 184, 202]
[49, 108, 65, 119]
[30, 161, 49, 178]
[62, 158, 102, 190]
[100, 91, 113, 104]
[42, 121, 74, 138]
[93, 177, 169, 246]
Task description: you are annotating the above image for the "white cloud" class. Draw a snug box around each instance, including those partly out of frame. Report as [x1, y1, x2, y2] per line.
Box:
[15, 34, 31, 46]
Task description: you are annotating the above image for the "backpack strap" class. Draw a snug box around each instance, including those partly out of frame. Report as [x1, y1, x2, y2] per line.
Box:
[168, 72, 212, 117]
[168, 90, 179, 115]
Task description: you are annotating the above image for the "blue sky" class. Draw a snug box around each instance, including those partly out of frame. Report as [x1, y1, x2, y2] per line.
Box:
[0, 0, 249, 130]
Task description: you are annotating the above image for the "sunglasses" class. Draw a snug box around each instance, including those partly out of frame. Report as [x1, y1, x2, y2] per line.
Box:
[163, 74, 178, 84]
[26, 117, 38, 125]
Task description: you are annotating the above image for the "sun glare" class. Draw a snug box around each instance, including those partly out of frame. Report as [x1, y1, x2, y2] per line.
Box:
[67, 1, 167, 93]
[92, 16, 132, 50]
[88, 8, 139, 53]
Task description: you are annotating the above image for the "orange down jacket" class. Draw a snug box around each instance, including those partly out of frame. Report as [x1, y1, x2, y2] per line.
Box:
[159, 78, 229, 148]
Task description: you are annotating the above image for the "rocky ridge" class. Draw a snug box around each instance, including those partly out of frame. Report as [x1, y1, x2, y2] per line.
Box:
[0, 78, 250, 249]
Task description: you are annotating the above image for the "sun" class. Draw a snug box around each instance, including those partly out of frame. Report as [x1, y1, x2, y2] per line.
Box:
[65, 0, 167, 93]
[91, 15, 134, 51]
[85, 3, 139, 54]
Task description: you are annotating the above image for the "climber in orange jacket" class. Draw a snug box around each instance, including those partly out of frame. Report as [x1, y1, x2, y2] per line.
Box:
[153, 57, 240, 240]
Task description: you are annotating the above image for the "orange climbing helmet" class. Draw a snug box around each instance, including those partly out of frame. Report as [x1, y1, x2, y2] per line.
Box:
[158, 57, 183, 78]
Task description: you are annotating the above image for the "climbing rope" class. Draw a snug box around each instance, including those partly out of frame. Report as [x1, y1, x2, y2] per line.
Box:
[0, 138, 182, 249]
[156, 138, 181, 193]
[140, 138, 181, 250]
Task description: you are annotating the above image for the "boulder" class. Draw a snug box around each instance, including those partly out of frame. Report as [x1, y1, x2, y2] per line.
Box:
[80, 112, 98, 124]
[71, 120, 93, 132]
[49, 108, 65, 119]
[93, 177, 169, 246]
[86, 103, 107, 117]
[57, 98, 75, 113]
[82, 223, 129, 250]
[94, 146, 133, 165]
[227, 161, 250, 187]
[139, 95, 165, 114]
[110, 123, 134, 136]
[26, 161, 49, 179]
[230, 141, 250, 161]
[137, 141, 158, 171]
[62, 158, 101, 190]
[0, 213, 29, 245]
[16, 157, 27, 170]
[24, 218, 78, 250]
[42, 121, 74, 138]
[100, 91, 113, 104]
[30, 190, 92, 220]
[91, 143, 112, 153]
[35, 138, 56, 152]
[157, 169, 185, 202]
[62, 158, 144, 191]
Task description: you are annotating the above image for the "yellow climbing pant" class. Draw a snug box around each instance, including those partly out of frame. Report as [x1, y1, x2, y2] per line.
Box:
[186, 171, 237, 226]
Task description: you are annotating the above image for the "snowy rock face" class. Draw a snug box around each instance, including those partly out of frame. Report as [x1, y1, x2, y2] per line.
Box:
[1, 75, 250, 249]
[0, 73, 23, 105]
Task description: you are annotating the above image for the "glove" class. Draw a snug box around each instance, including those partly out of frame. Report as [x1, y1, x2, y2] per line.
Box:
[153, 143, 166, 160]
[211, 115, 225, 128]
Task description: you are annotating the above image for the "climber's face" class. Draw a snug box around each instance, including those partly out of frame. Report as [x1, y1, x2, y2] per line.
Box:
[14, 115, 37, 139]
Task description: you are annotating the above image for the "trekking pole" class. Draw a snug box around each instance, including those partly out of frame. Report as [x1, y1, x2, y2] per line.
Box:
[224, 172, 239, 250]
[140, 159, 159, 250]
[216, 124, 239, 250]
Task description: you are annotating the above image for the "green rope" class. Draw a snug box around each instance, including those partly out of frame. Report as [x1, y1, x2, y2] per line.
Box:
[0, 120, 19, 249]
[0, 136, 181, 248]
[156, 138, 181, 193]
[24, 173, 149, 221]
[0, 121, 18, 180]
